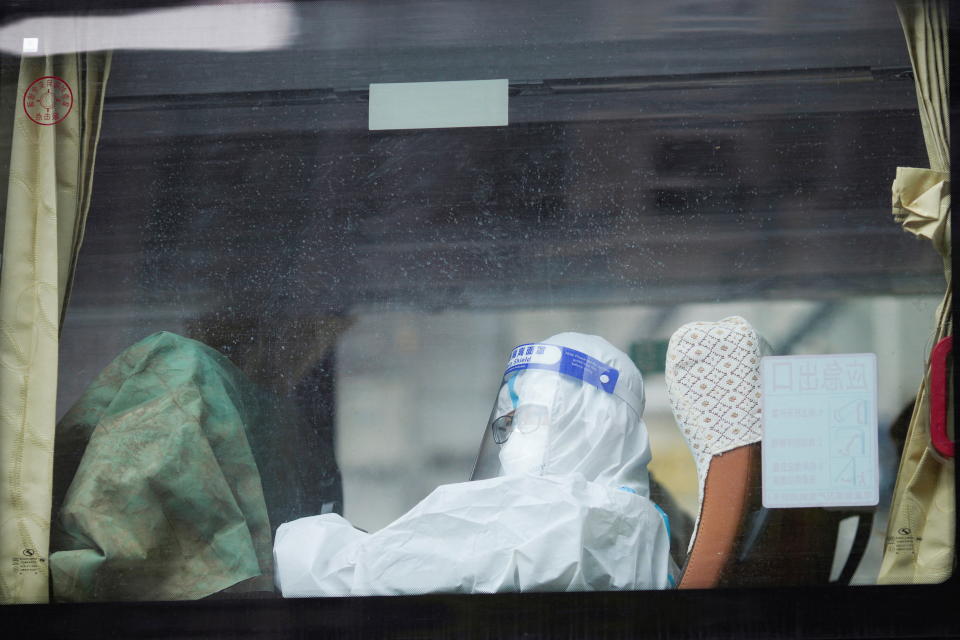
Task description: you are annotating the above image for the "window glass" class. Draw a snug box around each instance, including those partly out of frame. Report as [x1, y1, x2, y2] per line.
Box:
[0, 0, 946, 606]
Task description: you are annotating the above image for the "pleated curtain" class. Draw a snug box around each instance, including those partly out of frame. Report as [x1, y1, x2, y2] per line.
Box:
[0, 51, 111, 604]
[879, 0, 953, 584]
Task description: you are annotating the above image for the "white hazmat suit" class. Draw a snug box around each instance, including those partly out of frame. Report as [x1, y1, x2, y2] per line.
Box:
[273, 332, 673, 596]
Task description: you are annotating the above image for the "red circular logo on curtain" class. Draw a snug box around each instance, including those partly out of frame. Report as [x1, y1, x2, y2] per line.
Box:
[23, 76, 74, 125]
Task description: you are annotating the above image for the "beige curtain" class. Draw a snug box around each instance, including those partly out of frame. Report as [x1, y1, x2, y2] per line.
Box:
[0, 51, 111, 604]
[879, 0, 952, 585]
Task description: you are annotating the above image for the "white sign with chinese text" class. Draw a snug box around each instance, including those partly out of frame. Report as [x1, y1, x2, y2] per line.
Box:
[761, 353, 879, 508]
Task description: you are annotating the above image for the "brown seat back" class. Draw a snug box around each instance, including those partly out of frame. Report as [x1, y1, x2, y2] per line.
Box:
[678, 443, 873, 589]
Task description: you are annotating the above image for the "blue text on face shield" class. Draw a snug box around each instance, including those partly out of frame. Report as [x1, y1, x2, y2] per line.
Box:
[503, 343, 619, 395]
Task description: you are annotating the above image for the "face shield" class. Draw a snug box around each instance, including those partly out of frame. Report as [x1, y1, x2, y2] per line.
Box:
[471, 339, 644, 482]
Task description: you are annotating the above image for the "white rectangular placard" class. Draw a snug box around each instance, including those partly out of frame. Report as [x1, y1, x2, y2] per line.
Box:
[368, 79, 509, 131]
[761, 353, 879, 508]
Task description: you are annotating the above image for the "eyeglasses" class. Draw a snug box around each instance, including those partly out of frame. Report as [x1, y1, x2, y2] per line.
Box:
[490, 404, 550, 444]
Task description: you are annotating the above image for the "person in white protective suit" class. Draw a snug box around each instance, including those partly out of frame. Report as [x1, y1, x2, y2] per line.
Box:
[273, 332, 674, 596]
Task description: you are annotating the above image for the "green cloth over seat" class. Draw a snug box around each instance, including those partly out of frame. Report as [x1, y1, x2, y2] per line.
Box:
[50, 332, 273, 601]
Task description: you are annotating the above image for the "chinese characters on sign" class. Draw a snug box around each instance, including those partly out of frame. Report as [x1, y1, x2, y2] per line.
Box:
[761, 354, 878, 508]
[22, 76, 73, 125]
